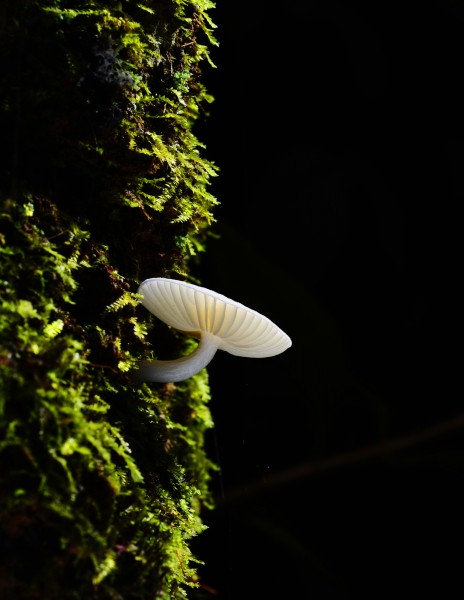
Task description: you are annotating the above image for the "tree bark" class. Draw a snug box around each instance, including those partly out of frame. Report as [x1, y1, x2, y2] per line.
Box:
[0, 1, 218, 597]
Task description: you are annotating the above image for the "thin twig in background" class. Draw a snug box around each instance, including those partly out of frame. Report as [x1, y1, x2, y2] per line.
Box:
[217, 412, 464, 506]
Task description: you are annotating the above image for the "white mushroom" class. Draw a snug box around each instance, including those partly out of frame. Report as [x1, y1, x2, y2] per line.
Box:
[134, 277, 292, 383]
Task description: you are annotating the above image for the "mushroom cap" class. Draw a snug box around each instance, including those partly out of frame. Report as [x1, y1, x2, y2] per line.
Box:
[138, 278, 292, 358]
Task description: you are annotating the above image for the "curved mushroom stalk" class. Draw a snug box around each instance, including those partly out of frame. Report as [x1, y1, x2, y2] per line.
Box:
[134, 332, 219, 383]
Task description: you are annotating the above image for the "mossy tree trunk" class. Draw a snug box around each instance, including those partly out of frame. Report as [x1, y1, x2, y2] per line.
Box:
[0, 1, 218, 597]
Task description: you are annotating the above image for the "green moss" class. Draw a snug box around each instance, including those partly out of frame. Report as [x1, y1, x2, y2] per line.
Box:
[1, 1, 218, 597]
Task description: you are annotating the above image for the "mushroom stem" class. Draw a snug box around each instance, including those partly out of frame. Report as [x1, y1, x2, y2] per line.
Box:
[134, 332, 219, 383]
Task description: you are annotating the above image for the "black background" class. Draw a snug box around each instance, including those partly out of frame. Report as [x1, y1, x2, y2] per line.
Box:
[191, 2, 461, 598]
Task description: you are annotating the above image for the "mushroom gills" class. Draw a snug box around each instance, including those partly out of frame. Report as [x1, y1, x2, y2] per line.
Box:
[134, 332, 219, 383]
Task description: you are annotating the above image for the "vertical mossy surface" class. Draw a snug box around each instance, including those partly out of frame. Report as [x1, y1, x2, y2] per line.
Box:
[0, 1, 218, 597]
